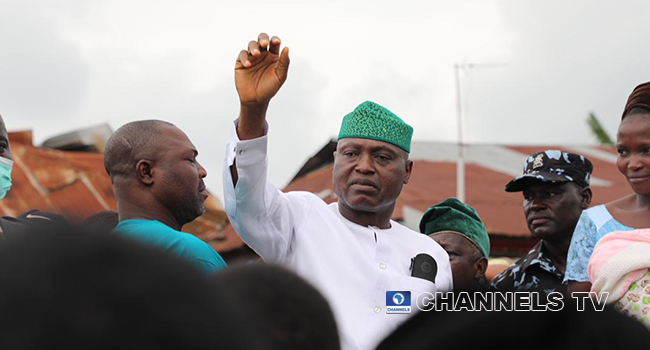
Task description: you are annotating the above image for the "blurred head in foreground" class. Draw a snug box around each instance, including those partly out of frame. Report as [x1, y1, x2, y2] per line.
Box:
[377, 299, 650, 350]
[214, 264, 341, 350]
[82, 210, 119, 233]
[0, 224, 263, 350]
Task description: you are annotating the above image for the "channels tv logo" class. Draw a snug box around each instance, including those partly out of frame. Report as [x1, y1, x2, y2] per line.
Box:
[386, 291, 411, 314]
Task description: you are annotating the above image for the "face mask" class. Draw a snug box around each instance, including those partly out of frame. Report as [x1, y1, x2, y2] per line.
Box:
[0, 157, 13, 200]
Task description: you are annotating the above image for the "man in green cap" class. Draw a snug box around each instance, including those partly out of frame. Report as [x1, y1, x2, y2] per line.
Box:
[419, 198, 490, 291]
[223, 33, 452, 350]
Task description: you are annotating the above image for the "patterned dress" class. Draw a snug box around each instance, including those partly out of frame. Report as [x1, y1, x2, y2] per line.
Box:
[564, 205, 633, 283]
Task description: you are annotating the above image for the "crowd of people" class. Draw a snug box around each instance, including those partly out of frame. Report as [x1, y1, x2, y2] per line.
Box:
[1, 32, 650, 349]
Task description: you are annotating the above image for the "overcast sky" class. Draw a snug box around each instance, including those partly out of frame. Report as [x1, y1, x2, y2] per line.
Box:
[1, 0, 649, 201]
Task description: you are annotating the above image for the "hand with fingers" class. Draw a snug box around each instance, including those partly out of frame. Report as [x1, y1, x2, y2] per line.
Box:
[235, 33, 290, 140]
[236, 33, 290, 106]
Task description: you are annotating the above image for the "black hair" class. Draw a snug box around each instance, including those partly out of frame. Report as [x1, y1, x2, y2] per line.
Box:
[378, 294, 650, 350]
[624, 107, 650, 119]
[214, 264, 341, 350]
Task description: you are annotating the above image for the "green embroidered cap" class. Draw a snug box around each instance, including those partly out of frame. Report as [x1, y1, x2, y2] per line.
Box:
[337, 101, 413, 153]
[419, 198, 490, 258]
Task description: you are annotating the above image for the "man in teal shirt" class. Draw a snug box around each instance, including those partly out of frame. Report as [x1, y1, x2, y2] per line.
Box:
[104, 120, 226, 272]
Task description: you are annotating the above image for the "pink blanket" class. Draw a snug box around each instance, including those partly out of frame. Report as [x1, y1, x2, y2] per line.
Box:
[588, 230, 650, 303]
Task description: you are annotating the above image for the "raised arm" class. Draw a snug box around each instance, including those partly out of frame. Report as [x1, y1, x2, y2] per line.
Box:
[231, 33, 290, 185]
[224, 33, 302, 263]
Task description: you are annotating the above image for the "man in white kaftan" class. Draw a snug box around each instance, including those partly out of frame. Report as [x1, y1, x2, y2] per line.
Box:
[223, 33, 453, 350]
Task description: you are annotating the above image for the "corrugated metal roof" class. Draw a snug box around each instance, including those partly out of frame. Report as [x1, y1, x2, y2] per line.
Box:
[41, 124, 113, 153]
[2, 131, 246, 255]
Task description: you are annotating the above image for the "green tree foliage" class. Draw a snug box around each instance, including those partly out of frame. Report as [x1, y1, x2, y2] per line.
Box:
[587, 112, 615, 147]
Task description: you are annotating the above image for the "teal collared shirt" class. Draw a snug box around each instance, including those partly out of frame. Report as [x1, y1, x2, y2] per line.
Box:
[115, 219, 227, 273]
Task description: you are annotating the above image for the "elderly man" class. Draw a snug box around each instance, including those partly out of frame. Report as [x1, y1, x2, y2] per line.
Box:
[223, 33, 452, 350]
[419, 198, 490, 291]
[104, 120, 226, 272]
[490, 150, 592, 295]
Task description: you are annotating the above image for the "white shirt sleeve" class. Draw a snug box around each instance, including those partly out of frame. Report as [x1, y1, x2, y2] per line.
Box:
[222, 120, 308, 263]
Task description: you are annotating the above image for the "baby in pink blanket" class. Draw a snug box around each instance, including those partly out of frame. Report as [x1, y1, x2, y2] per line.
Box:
[588, 229, 650, 326]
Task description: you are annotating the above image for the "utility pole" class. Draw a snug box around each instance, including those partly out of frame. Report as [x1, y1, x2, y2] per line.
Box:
[454, 63, 466, 203]
[454, 62, 507, 203]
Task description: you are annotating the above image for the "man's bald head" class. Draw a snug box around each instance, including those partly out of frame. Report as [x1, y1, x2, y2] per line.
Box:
[104, 120, 208, 229]
[104, 120, 173, 182]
